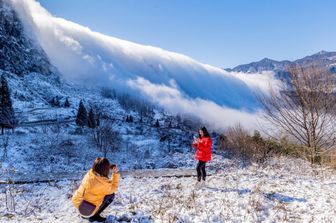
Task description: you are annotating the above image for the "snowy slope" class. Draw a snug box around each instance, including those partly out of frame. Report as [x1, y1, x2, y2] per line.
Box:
[9, 0, 280, 130]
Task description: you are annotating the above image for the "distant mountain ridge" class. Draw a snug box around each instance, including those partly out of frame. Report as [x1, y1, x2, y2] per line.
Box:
[226, 51, 336, 75]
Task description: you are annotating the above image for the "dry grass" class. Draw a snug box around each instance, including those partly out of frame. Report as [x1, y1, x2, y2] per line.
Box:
[321, 150, 336, 169]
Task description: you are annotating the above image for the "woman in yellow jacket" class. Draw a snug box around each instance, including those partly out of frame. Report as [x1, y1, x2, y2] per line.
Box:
[72, 157, 120, 222]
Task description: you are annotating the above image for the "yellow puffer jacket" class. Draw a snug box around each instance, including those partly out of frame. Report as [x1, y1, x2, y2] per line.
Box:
[72, 169, 120, 216]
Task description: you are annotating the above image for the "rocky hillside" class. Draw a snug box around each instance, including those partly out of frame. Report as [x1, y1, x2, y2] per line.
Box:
[0, 0, 57, 77]
[0, 0, 66, 115]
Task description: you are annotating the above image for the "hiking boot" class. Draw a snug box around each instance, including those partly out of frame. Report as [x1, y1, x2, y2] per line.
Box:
[88, 215, 106, 222]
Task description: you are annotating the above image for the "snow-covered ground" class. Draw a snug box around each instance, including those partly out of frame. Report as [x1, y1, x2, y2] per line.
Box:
[1, 156, 335, 223]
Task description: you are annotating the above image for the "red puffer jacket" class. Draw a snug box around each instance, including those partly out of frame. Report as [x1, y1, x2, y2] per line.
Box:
[193, 137, 212, 162]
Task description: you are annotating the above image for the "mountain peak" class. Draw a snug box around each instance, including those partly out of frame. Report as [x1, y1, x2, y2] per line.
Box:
[259, 58, 274, 62]
[317, 50, 328, 55]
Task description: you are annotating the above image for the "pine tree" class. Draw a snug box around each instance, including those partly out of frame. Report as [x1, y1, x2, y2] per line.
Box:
[76, 100, 88, 127]
[154, 119, 160, 128]
[129, 115, 133, 123]
[55, 96, 60, 107]
[88, 108, 96, 129]
[139, 112, 143, 123]
[51, 96, 60, 107]
[0, 76, 16, 134]
[64, 98, 70, 107]
[126, 115, 129, 122]
[96, 113, 100, 127]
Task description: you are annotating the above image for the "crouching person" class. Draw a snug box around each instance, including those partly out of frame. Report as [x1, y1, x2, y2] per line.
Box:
[72, 157, 120, 222]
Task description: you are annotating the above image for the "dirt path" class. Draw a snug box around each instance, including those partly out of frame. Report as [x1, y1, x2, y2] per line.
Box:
[17, 116, 76, 127]
[0, 168, 214, 184]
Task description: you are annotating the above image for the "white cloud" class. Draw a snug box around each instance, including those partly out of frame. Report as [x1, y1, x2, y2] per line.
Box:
[230, 71, 281, 94]
[10, 0, 279, 130]
[127, 77, 265, 131]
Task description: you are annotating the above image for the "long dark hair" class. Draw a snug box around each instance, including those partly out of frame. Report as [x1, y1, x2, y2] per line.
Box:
[200, 126, 210, 138]
[92, 157, 110, 178]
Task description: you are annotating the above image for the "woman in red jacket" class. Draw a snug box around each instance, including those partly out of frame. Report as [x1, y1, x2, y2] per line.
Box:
[192, 126, 212, 183]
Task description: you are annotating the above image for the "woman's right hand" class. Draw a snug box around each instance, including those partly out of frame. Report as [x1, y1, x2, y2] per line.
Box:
[112, 165, 119, 174]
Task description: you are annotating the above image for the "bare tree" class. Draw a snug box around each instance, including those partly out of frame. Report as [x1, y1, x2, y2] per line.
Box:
[258, 65, 336, 164]
[216, 133, 227, 151]
[226, 123, 252, 165]
[91, 121, 121, 157]
[41, 119, 66, 148]
[224, 124, 271, 165]
[59, 138, 76, 165]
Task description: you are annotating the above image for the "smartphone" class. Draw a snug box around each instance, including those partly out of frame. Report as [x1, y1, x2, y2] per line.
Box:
[193, 133, 200, 140]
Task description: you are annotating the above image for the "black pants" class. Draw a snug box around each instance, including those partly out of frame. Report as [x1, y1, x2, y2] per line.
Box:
[92, 193, 115, 217]
[196, 161, 206, 182]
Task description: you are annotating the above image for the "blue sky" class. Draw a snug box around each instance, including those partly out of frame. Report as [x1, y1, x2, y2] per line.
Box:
[38, 0, 336, 68]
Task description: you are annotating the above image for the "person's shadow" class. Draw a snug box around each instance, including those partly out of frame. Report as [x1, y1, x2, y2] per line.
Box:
[105, 215, 118, 223]
[265, 192, 307, 203]
[105, 213, 151, 223]
[202, 186, 252, 195]
[202, 186, 307, 203]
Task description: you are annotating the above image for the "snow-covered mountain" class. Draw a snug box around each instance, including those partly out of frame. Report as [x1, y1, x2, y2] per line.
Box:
[226, 51, 336, 79]
[7, 0, 282, 130]
[225, 58, 292, 74]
